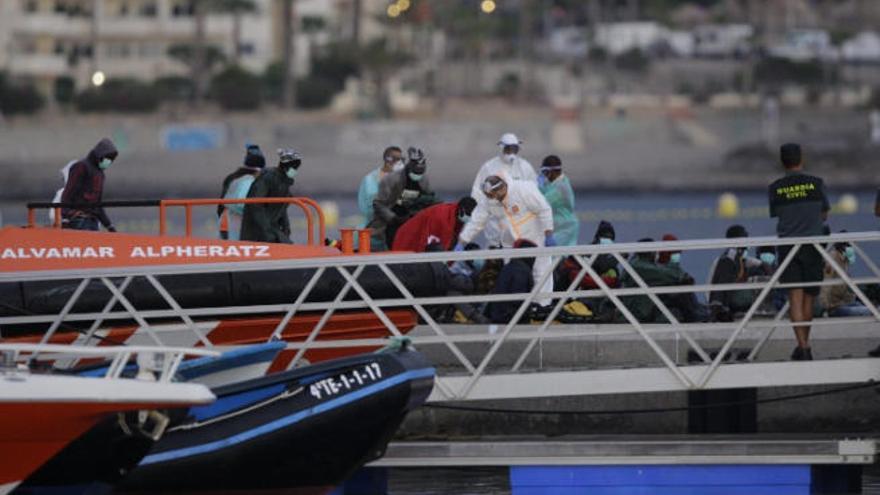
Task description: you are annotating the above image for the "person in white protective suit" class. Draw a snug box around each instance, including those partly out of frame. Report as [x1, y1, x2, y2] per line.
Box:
[457, 175, 557, 307]
[471, 133, 537, 247]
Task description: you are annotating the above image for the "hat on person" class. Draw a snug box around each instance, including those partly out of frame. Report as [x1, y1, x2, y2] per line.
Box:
[278, 148, 302, 167]
[657, 233, 679, 264]
[498, 133, 522, 147]
[725, 224, 748, 238]
[593, 220, 616, 242]
[244, 144, 265, 169]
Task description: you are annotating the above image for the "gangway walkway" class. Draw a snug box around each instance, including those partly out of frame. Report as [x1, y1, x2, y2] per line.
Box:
[1, 231, 878, 402]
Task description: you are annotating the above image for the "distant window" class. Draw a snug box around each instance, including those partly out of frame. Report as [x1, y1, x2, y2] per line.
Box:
[238, 42, 255, 55]
[140, 1, 158, 17]
[171, 0, 194, 17]
[54, 40, 66, 55]
[23, 0, 38, 13]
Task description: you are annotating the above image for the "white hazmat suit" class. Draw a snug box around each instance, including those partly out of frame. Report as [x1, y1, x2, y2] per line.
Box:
[460, 181, 555, 306]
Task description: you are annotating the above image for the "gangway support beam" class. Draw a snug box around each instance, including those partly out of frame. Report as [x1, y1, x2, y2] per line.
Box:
[429, 359, 880, 402]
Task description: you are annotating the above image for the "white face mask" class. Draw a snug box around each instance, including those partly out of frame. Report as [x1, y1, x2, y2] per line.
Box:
[286, 168, 298, 179]
[99, 158, 113, 170]
[502, 153, 516, 164]
[670, 253, 681, 264]
[598, 237, 614, 245]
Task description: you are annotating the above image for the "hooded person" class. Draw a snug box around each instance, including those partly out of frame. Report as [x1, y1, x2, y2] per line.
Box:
[240, 148, 302, 244]
[708, 225, 765, 320]
[60, 137, 119, 232]
[218, 144, 266, 240]
[471, 133, 538, 246]
[538, 155, 579, 247]
[369, 147, 436, 250]
[357, 146, 403, 231]
[391, 197, 477, 252]
[458, 175, 556, 307]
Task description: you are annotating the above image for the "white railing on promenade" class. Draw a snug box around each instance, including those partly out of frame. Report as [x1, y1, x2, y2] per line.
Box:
[0, 232, 878, 400]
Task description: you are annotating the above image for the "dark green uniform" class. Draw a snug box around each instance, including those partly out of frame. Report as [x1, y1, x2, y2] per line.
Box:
[240, 167, 293, 243]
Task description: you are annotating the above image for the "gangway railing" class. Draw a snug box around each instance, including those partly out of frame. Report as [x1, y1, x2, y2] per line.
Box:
[26, 197, 325, 246]
[0, 231, 878, 401]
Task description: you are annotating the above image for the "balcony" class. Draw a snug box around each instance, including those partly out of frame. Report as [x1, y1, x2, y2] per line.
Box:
[15, 14, 92, 37]
[8, 54, 70, 77]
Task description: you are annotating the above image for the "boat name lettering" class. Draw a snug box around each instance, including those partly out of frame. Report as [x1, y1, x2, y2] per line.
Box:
[1, 246, 114, 259]
[309, 362, 383, 400]
[129, 245, 271, 258]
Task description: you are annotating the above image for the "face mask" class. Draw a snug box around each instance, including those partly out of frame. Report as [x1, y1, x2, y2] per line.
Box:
[599, 237, 614, 245]
[408, 172, 424, 182]
[471, 259, 485, 272]
[502, 153, 516, 164]
[844, 246, 856, 265]
[742, 247, 750, 258]
[392, 159, 404, 171]
[99, 158, 113, 169]
[670, 253, 681, 264]
[458, 214, 470, 224]
[285, 167, 298, 179]
[760, 252, 776, 265]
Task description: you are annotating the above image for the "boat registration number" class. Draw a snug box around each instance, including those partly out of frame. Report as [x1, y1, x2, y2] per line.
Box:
[309, 362, 383, 400]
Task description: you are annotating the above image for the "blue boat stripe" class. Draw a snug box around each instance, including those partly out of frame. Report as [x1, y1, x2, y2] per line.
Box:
[140, 367, 435, 465]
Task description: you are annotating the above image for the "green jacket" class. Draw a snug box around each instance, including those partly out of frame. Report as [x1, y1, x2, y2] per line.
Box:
[240, 167, 293, 243]
[620, 257, 690, 322]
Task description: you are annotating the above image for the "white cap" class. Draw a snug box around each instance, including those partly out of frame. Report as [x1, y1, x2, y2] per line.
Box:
[498, 133, 521, 147]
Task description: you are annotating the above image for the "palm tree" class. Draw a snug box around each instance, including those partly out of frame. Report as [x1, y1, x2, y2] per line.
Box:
[280, 0, 297, 108]
[213, 0, 259, 65]
[192, 0, 208, 104]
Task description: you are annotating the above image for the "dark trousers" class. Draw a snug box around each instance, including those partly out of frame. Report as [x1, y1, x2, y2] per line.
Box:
[64, 217, 100, 231]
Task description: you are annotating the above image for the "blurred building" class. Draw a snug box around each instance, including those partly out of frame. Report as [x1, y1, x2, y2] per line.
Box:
[0, 0, 366, 95]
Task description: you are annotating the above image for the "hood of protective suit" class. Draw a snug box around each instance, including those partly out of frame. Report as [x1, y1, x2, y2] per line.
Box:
[86, 138, 118, 167]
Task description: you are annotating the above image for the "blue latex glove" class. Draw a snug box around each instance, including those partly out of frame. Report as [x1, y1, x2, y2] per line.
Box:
[544, 233, 557, 247]
[453, 243, 465, 252]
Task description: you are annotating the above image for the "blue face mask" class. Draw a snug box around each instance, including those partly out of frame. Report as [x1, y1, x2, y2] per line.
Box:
[408, 172, 424, 182]
[598, 237, 614, 245]
[471, 259, 485, 272]
[286, 167, 298, 179]
[844, 246, 856, 265]
[760, 252, 776, 265]
[99, 158, 113, 170]
[670, 253, 681, 264]
[458, 214, 470, 224]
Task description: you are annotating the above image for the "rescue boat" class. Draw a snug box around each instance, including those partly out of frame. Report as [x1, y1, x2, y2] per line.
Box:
[0, 225, 447, 369]
[0, 345, 215, 495]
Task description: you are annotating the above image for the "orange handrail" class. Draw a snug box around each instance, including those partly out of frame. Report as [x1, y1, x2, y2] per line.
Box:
[159, 198, 324, 245]
[26, 198, 325, 246]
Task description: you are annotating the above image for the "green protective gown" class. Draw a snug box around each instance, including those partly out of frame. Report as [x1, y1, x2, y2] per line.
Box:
[539, 173, 579, 246]
[357, 168, 383, 228]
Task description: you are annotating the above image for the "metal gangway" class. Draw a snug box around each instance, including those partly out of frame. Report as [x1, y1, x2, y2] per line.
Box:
[1, 231, 879, 402]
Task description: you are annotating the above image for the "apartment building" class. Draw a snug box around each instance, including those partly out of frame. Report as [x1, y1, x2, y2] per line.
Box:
[0, 0, 336, 94]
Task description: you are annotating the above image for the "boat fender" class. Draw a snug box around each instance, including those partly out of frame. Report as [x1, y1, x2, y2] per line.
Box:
[118, 409, 171, 441]
[379, 336, 412, 353]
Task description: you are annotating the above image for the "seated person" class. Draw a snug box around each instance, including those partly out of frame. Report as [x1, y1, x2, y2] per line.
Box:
[709, 225, 766, 320]
[620, 238, 705, 323]
[486, 239, 537, 324]
[819, 238, 874, 317]
[425, 242, 489, 324]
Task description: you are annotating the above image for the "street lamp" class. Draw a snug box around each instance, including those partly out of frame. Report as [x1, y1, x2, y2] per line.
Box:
[91, 70, 106, 87]
[480, 0, 496, 14]
[386, 3, 400, 18]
